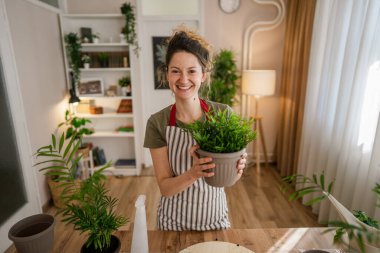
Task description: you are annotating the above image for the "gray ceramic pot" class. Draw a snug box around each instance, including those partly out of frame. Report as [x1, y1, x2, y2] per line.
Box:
[8, 213, 55, 253]
[197, 148, 246, 187]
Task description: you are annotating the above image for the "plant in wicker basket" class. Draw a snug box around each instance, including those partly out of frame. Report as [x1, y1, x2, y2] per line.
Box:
[185, 109, 256, 187]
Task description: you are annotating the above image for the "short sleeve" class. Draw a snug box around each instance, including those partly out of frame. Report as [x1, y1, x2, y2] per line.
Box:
[144, 116, 167, 149]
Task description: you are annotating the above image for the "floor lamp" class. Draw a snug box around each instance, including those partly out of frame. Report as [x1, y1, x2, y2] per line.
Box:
[242, 70, 276, 173]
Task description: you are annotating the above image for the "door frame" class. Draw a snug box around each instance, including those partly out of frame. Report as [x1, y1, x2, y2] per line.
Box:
[0, 0, 41, 251]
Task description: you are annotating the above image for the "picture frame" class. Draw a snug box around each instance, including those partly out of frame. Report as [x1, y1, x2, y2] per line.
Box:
[77, 78, 104, 96]
[152, 36, 169, 89]
[80, 27, 93, 43]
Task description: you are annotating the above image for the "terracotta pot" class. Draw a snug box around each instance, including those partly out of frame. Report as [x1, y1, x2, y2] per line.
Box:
[197, 148, 245, 187]
[80, 235, 121, 253]
[8, 214, 55, 253]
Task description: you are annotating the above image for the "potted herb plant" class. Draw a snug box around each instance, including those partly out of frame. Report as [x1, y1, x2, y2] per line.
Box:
[118, 76, 131, 96]
[35, 131, 127, 252]
[200, 49, 239, 106]
[81, 55, 91, 69]
[98, 52, 109, 68]
[120, 2, 139, 56]
[64, 33, 82, 86]
[282, 173, 380, 252]
[92, 33, 100, 44]
[185, 109, 256, 187]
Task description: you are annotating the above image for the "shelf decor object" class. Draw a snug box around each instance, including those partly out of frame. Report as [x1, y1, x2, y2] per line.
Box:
[242, 69, 276, 172]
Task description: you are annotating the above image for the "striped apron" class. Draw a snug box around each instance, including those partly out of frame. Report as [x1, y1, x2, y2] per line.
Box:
[157, 99, 230, 231]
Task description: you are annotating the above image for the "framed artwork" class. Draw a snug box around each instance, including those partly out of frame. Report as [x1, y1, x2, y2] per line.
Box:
[152, 36, 169, 89]
[80, 27, 93, 43]
[77, 78, 104, 96]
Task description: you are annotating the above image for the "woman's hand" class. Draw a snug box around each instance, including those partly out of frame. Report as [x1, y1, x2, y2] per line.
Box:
[188, 145, 215, 180]
[236, 152, 248, 179]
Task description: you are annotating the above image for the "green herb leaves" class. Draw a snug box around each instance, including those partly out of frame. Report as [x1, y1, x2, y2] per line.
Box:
[185, 109, 256, 153]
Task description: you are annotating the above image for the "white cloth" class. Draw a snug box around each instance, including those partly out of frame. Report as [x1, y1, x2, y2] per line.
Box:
[298, 0, 380, 222]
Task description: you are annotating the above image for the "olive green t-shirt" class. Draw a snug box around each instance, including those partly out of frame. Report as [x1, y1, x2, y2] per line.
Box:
[144, 100, 232, 149]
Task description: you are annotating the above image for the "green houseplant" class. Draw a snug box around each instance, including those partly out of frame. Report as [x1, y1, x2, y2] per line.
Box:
[201, 49, 239, 106]
[118, 76, 131, 96]
[185, 109, 256, 187]
[98, 52, 109, 68]
[81, 54, 91, 69]
[46, 110, 93, 208]
[120, 2, 139, 56]
[64, 33, 82, 86]
[282, 173, 380, 252]
[35, 131, 127, 252]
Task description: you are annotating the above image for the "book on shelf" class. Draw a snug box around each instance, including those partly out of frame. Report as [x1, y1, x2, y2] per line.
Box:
[92, 147, 106, 166]
[114, 158, 136, 168]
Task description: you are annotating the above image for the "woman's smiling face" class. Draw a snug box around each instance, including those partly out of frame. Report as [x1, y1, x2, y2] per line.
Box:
[167, 51, 206, 101]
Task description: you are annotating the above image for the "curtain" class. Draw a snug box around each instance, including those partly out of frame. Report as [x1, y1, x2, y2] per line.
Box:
[298, 0, 380, 222]
[277, 0, 317, 177]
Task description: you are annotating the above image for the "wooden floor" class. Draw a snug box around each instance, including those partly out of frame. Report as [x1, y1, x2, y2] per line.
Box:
[5, 165, 320, 252]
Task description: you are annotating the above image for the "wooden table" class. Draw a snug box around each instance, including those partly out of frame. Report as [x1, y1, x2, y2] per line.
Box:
[114, 228, 345, 253]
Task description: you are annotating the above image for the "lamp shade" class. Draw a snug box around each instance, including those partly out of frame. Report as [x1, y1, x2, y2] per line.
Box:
[242, 70, 276, 96]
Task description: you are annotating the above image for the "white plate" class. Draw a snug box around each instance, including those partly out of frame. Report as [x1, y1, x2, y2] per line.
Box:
[180, 241, 254, 253]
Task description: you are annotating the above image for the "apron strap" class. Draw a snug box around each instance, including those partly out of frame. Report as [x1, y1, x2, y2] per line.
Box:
[169, 99, 209, 126]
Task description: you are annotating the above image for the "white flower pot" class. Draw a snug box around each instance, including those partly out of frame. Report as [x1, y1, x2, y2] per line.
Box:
[93, 38, 99, 44]
[120, 34, 126, 44]
[84, 63, 90, 69]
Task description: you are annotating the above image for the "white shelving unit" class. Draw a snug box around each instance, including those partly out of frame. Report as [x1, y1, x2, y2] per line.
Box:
[60, 13, 143, 176]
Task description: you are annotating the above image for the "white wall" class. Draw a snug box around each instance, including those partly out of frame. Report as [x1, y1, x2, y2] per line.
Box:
[5, 0, 68, 206]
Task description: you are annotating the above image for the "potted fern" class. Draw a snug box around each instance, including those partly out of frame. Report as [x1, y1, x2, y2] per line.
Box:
[35, 131, 127, 252]
[282, 173, 380, 253]
[185, 109, 256, 187]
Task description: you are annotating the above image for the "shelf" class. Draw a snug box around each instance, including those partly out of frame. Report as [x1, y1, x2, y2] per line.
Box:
[79, 96, 133, 100]
[77, 113, 133, 118]
[61, 14, 123, 19]
[91, 166, 137, 176]
[80, 68, 130, 72]
[81, 43, 128, 47]
[84, 131, 135, 138]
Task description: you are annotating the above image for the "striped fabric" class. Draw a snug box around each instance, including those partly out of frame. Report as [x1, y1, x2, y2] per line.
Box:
[156, 126, 230, 231]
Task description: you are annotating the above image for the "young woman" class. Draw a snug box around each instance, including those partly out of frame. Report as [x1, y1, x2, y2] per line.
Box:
[144, 27, 247, 231]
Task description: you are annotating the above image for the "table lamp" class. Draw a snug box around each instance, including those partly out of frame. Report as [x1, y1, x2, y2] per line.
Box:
[242, 70, 276, 172]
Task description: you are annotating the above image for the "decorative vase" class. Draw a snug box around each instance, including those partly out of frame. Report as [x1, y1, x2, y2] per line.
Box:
[80, 235, 121, 253]
[197, 148, 245, 187]
[119, 34, 126, 44]
[8, 214, 55, 253]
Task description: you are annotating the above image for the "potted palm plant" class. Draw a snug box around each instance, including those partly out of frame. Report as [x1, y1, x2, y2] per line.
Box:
[185, 109, 256, 187]
[35, 131, 127, 252]
[282, 173, 380, 253]
[46, 110, 93, 208]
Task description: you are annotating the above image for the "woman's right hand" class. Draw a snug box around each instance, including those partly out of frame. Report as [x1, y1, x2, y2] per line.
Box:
[189, 145, 215, 180]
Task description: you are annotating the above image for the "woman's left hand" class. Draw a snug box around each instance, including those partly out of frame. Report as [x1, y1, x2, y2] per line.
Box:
[236, 152, 248, 176]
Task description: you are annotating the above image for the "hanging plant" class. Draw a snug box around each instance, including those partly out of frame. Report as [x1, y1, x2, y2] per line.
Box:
[120, 2, 140, 56]
[64, 33, 82, 86]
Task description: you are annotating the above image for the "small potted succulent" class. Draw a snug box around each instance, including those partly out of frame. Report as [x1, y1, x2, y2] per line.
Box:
[185, 109, 256, 187]
[35, 130, 128, 252]
[98, 52, 109, 68]
[118, 76, 131, 96]
[92, 33, 100, 44]
[81, 55, 91, 69]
